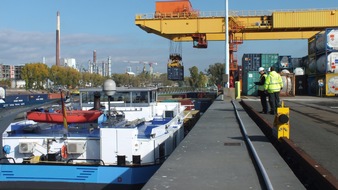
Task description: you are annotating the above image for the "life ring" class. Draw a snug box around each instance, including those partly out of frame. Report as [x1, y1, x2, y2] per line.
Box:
[61, 145, 68, 159]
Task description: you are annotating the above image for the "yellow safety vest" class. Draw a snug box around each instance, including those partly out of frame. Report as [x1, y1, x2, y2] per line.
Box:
[264, 71, 283, 93]
[258, 74, 267, 91]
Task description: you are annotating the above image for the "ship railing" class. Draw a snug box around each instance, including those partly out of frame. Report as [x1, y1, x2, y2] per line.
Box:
[66, 158, 105, 165]
[0, 157, 16, 163]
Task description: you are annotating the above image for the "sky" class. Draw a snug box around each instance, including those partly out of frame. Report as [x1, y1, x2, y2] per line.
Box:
[0, 0, 337, 74]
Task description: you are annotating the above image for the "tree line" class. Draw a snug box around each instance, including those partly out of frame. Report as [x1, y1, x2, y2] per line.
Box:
[19, 62, 225, 90]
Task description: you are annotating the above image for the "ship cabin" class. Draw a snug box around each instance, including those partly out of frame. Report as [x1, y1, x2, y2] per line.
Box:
[77, 86, 158, 110]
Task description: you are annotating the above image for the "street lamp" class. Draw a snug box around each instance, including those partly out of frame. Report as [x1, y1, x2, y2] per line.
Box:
[225, 0, 229, 89]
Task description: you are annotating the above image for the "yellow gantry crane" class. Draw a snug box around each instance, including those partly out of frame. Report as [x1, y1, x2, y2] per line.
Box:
[135, 0, 338, 85]
[135, 7, 338, 41]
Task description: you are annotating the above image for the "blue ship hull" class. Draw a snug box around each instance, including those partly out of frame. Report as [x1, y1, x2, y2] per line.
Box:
[0, 163, 160, 190]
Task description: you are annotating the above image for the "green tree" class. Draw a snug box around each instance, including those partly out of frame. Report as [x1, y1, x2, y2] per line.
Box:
[197, 71, 208, 88]
[112, 73, 129, 87]
[89, 73, 105, 87]
[206, 63, 224, 87]
[158, 73, 174, 87]
[189, 66, 199, 88]
[80, 72, 92, 87]
[49, 65, 64, 86]
[21, 63, 49, 90]
[0, 79, 11, 88]
[65, 67, 81, 88]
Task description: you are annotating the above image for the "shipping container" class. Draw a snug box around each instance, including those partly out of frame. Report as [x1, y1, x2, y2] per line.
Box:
[315, 28, 338, 53]
[307, 75, 318, 96]
[156, 1, 193, 13]
[311, 73, 338, 96]
[193, 98, 212, 113]
[242, 54, 261, 71]
[280, 73, 295, 96]
[242, 71, 260, 96]
[155, 1, 197, 18]
[172, 94, 187, 99]
[261, 54, 279, 70]
[237, 65, 243, 80]
[279, 56, 291, 69]
[316, 52, 338, 74]
[325, 73, 338, 96]
[308, 35, 316, 55]
[3, 94, 29, 103]
[167, 67, 184, 81]
[28, 94, 49, 104]
[295, 75, 308, 95]
[307, 56, 317, 75]
[290, 58, 303, 68]
[48, 93, 63, 99]
[301, 55, 309, 67]
[293, 67, 305, 76]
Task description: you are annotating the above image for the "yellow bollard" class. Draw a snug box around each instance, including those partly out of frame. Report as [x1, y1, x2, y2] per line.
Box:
[235, 81, 241, 99]
[273, 101, 290, 139]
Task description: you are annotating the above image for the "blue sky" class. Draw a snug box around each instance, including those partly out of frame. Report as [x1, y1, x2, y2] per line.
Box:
[0, 0, 336, 74]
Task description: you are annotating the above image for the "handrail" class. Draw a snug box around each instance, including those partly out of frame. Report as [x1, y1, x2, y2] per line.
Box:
[136, 8, 338, 19]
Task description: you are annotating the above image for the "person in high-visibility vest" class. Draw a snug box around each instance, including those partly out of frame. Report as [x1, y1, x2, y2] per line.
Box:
[264, 66, 283, 115]
[254, 67, 268, 114]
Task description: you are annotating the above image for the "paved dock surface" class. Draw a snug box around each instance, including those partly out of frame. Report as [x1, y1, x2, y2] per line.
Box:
[142, 96, 305, 190]
[242, 96, 338, 181]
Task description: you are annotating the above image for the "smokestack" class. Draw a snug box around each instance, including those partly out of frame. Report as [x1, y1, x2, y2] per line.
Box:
[56, 11, 60, 66]
[93, 50, 97, 64]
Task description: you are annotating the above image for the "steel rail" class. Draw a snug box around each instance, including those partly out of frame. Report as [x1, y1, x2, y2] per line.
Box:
[231, 100, 274, 190]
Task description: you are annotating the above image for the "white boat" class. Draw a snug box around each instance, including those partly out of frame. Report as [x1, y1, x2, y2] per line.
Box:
[0, 79, 185, 190]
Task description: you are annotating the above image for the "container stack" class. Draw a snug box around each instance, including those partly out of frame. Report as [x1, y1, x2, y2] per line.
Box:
[305, 28, 338, 96]
[242, 53, 286, 96]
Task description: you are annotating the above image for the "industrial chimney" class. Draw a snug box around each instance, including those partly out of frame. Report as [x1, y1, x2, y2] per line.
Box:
[93, 50, 97, 64]
[56, 11, 60, 66]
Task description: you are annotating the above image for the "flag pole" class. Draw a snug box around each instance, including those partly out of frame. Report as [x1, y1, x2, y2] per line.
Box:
[60, 89, 68, 133]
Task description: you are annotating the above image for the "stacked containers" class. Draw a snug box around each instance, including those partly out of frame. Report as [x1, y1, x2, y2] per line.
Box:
[292, 57, 306, 95]
[280, 73, 295, 96]
[242, 54, 261, 71]
[325, 73, 338, 96]
[306, 28, 338, 96]
[278, 56, 292, 70]
[242, 53, 297, 96]
[307, 75, 318, 96]
[315, 28, 338, 74]
[307, 34, 317, 75]
[295, 75, 308, 95]
[242, 54, 261, 96]
[261, 54, 279, 71]
[242, 71, 260, 96]
[290, 58, 303, 69]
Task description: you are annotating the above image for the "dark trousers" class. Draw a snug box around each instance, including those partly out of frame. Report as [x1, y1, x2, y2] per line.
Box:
[268, 92, 280, 114]
[258, 90, 268, 113]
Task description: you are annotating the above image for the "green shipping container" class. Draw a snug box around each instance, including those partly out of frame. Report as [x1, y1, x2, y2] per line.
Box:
[261, 54, 279, 71]
[242, 71, 261, 96]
